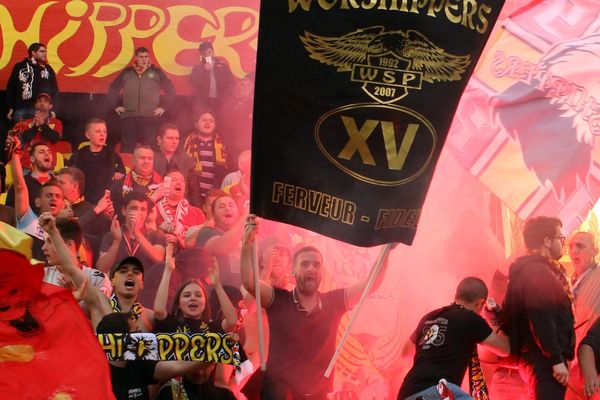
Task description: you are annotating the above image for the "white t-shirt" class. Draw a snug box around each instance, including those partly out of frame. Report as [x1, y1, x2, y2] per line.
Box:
[16, 206, 44, 240]
[44, 264, 112, 297]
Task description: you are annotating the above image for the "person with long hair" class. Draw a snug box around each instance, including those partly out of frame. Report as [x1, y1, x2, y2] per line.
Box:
[153, 243, 237, 334]
[153, 243, 239, 399]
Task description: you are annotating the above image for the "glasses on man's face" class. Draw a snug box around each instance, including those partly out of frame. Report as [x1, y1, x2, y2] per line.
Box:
[550, 235, 566, 245]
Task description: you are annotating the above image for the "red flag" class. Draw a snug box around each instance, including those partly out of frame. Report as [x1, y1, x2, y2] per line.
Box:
[0, 250, 114, 399]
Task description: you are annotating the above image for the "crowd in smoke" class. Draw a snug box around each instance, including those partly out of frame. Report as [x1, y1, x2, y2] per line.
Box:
[4, 39, 600, 400]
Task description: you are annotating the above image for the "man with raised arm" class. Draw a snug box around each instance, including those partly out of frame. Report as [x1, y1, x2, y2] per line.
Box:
[240, 214, 392, 399]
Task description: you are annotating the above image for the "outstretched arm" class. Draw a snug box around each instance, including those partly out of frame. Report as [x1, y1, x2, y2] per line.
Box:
[240, 215, 273, 307]
[9, 136, 28, 219]
[39, 213, 80, 281]
[154, 243, 175, 321]
[39, 213, 111, 329]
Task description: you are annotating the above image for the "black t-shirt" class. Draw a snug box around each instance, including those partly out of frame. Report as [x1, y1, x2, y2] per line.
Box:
[110, 361, 158, 400]
[266, 287, 348, 396]
[398, 303, 492, 398]
[154, 313, 222, 334]
[581, 318, 600, 371]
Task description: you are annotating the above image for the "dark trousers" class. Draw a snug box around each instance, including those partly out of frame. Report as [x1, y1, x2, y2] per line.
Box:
[519, 351, 567, 400]
[120, 116, 160, 152]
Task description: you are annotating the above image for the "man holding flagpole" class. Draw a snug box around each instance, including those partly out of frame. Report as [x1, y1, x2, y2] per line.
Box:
[240, 214, 392, 399]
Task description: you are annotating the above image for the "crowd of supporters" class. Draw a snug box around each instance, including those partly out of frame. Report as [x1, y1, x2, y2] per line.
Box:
[2, 42, 267, 400]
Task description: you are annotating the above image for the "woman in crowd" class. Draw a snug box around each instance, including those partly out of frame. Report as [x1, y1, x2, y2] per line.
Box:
[153, 243, 239, 398]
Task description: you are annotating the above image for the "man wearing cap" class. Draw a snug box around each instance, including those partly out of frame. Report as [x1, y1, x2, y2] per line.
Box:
[190, 41, 234, 117]
[109, 256, 155, 332]
[6, 43, 59, 122]
[8, 92, 62, 171]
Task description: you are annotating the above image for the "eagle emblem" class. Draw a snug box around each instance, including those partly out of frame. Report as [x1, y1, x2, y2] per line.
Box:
[300, 26, 471, 103]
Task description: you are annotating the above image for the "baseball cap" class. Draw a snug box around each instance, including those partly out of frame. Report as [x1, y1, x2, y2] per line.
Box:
[110, 256, 144, 279]
[36, 92, 52, 102]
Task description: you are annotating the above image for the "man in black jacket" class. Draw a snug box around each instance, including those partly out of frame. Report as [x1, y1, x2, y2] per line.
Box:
[502, 216, 575, 399]
[190, 42, 234, 118]
[6, 43, 59, 122]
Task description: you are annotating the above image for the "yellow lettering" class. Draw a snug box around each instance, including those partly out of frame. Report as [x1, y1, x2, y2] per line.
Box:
[403, 209, 419, 228]
[359, 67, 379, 82]
[339, 0, 358, 9]
[329, 197, 343, 221]
[342, 201, 356, 225]
[295, 186, 308, 209]
[47, 1, 88, 74]
[374, 208, 420, 230]
[221, 337, 234, 365]
[154, 6, 258, 78]
[398, 0, 410, 12]
[319, 194, 332, 217]
[96, 4, 166, 78]
[361, 0, 379, 9]
[172, 333, 190, 360]
[189, 335, 206, 361]
[289, 0, 313, 12]
[272, 181, 284, 203]
[402, 73, 417, 86]
[0, 2, 56, 70]
[382, 70, 396, 84]
[476, 3, 491, 34]
[65, 2, 127, 77]
[320, 0, 340, 9]
[444, 0, 462, 24]
[338, 116, 377, 166]
[426, 0, 444, 16]
[157, 333, 174, 360]
[308, 190, 322, 214]
[383, 0, 400, 10]
[98, 334, 119, 359]
[381, 121, 418, 170]
[270, 182, 357, 226]
[283, 184, 295, 206]
[205, 333, 221, 362]
[461, 0, 477, 30]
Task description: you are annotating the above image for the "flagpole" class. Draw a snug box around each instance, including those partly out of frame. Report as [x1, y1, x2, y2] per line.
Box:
[252, 240, 267, 371]
[324, 243, 393, 378]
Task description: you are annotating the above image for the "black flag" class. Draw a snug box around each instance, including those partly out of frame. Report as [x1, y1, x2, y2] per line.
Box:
[251, 0, 505, 246]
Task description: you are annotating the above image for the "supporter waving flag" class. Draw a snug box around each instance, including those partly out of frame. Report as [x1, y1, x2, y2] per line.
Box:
[251, 0, 506, 246]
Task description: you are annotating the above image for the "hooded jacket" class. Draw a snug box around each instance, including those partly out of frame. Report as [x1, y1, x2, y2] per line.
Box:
[501, 253, 575, 365]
